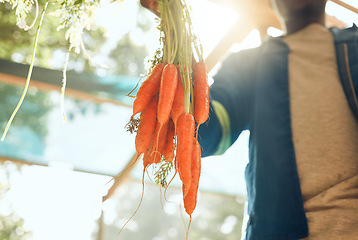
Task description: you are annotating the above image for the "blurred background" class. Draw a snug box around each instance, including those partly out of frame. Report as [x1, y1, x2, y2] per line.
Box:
[0, 0, 357, 239]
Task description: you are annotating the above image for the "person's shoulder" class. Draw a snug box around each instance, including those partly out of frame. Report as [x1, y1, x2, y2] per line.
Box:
[213, 45, 263, 82]
[330, 24, 358, 43]
[221, 45, 262, 69]
[223, 36, 287, 65]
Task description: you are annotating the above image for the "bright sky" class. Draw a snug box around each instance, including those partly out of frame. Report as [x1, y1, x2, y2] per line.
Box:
[189, 0, 238, 59]
[3, 165, 108, 240]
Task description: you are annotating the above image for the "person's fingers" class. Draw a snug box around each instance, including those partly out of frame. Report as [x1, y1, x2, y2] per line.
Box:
[140, 0, 160, 16]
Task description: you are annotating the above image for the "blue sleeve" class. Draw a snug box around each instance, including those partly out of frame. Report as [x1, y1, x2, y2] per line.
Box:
[198, 49, 257, 157]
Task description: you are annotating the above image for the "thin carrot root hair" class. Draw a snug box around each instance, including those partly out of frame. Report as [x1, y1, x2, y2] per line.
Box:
[159, 182, 164, 209]
[145, 165, 154, 182]
[163, 168, 177, 203]
[104, 153, 142, 187]
[154, 124, 163, 157]
[186, 215, 192, 240]
[179, 204, 188, 234]
[126, 75, 144, 99]
[116, 168, 146, 238]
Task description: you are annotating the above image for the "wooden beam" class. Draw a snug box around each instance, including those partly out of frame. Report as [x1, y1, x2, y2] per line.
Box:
[0, 72, 130, 108]
[329, 0, 358, 14]
[205, 18, 254, 72]
[0, 156, 45, 167]
[102, 153, 138, 202]
[326, 14, 348, 28]
[0, 156, 117, 177]
[204, 0, 282, 72]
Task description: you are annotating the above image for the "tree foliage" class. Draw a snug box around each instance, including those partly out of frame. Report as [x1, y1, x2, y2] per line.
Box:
[0, 0, 155, 76]
[0, 0, 155, 140]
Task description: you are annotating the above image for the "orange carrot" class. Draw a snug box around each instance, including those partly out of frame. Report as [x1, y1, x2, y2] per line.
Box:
[163, 118, 175, 164]
[184, 138, 201, 216]
[170, 66, 185, 130]
[113, 95, 157, 178]
[135, 95, 158, 155]
[143, 148, 153, 169]
[193, 62, 209, 126]
[151, 120, 169, 164]
[132, 63, 165, 117]
[176, 112, 195, 197]
[157, 63, 178, 125]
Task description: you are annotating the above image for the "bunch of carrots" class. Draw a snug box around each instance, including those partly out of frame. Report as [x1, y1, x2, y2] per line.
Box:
[122, 0, 209, 238]
[132, 61, 208, 214]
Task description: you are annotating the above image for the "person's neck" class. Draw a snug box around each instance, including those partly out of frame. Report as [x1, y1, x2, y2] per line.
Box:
[284, 15, 325, 35]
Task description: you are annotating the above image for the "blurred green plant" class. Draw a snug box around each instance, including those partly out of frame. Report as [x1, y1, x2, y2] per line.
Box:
[0, 0, 102, 53]
[109, 32, 149, 76]
[0, 0, 35, 29]
[0, 162, 32, 240]
[0, 83, 52, 140]
[0, 0, 155, 140]
[0, 0, 108, 71]
[52, 0, 100, 54]
[0, 0, 153, 75]
[0, 213, 32, 240]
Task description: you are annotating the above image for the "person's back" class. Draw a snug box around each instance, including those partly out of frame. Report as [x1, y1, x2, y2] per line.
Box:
[283, 22, 358, 240]
[198, 0, 358, 239]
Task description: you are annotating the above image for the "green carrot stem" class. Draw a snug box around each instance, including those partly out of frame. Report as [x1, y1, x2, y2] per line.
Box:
[1, 1, 49, 142]
[183, 2, 203, 62]
[164, 2, 171, 63]
[157, 1, 167, 63]
[167, 1, 178, 64]
[183, 63, 191, 114]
